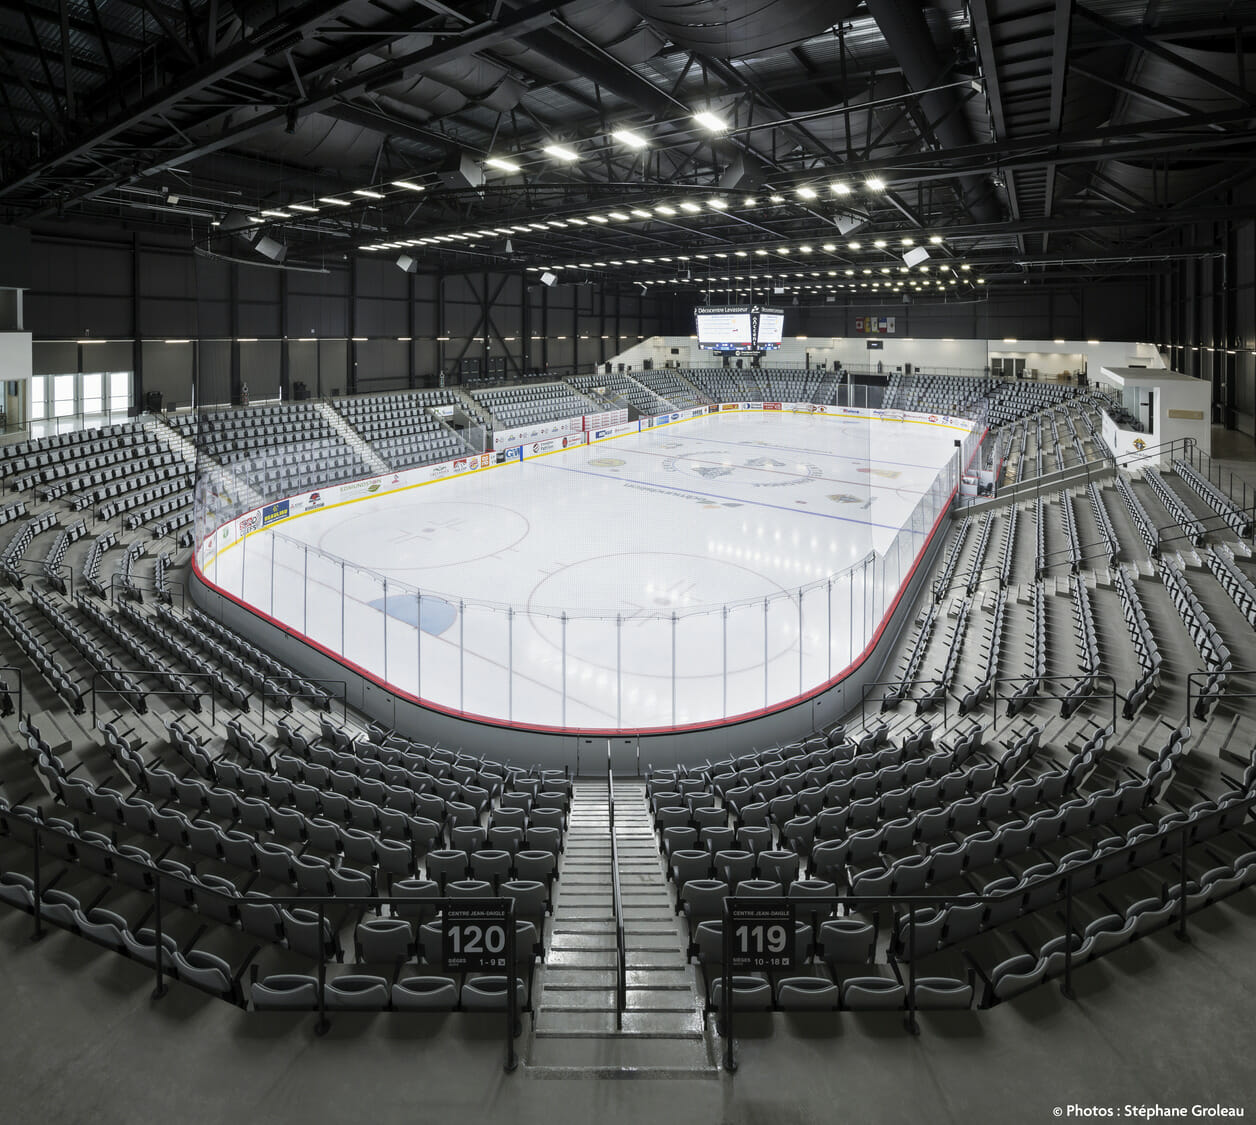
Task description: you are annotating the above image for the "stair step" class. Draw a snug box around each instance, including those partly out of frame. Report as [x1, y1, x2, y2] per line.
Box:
[533, 1010, 705, 1038]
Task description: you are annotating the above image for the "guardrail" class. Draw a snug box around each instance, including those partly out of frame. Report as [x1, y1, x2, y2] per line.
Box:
[0, 664, 22, 720]
[608, 745, 627, 1031]
[89, 670, 220, 726]
[859, 677, 949, 729]
[259, 677, 349, 725]
[990, 672, 1119, 732]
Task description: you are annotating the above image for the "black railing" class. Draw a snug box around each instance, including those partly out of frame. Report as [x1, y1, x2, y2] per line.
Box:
[89, 670, 219, 726]
[989, 672, 1119, 732]
[608, 747, 627, 1030]
[259, 677, 349, 725]
[859, 677, 948, 730]
[717, 794, 1252, 1071]
[0, 804, 523, 1070]
[0, 665, 22, 721]
[1185, 668, 1256, 727]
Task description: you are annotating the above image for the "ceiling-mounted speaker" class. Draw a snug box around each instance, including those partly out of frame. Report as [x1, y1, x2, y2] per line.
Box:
[540, 271, 558, 287]
[903, 245, 931, 268]
[219, 210, 253, 233]
[396, 254, 418, 273]
[436, 151, 485, 191]
[255, 235, 287, 263]
[833, 213, 863, 236]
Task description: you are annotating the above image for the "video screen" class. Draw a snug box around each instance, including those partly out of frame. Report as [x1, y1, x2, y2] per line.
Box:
[755, 309, 784, 349]
[695, 307, 754, 350]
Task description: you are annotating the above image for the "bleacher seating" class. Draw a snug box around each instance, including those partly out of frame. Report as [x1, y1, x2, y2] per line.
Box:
[332, 391, 470, 469]
[470, 382, 597, 430]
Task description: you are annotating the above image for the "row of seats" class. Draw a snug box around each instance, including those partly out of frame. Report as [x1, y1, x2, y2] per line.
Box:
[0, 511, 58, 588]
[0, 595, 84, 711]
[30, 589, 145, 710]
[1114, 566, 1161, 719]
[1159, 557, 1230, 718]
[1116, 475, 1160, 557]
[1087, 482, 1120, 567]
[1144, 469, 1206, 547]
[1173, 459, 1253, 538]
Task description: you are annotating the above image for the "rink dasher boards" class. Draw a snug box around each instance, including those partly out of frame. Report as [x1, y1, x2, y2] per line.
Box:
[193, 406, 977, 731]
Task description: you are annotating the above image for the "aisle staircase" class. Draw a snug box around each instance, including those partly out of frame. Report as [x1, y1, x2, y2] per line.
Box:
[315, 402, 391, 474]
[526, 778, 715, 1077]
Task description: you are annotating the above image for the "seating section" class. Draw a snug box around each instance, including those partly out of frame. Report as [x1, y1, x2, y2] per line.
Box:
[4, 712, 572, 1014]
[332, 392, 470, 469]
[630, 369, 707, 409]
[1143, 469, 1206, 547]
[885, 373, 996, 417]
[1159, 556, 1230, 718]
[1115, 565, 1161, 719]
[169, 404, 372, 499]
[1115, 475, 1160, 558]
[470, 382, 597, 430]
[1173, 460, 1252, 538]
[568, 373, 669, 416]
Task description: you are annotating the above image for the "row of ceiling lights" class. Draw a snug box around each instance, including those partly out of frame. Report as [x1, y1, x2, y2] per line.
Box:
[354, 188, 917, 253]
[484, 109, 733, 172]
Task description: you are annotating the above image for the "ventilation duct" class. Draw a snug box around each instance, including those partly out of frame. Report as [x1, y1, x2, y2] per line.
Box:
[864, 0, 1001, 224]
[624, 0, 856, 58]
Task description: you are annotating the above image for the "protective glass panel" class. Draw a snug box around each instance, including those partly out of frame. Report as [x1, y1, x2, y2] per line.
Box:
[460, 601, 509, 721]
[343, 564, 386, 677]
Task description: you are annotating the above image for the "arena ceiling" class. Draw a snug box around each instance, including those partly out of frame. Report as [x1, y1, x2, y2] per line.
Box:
[0, 0, 1253, 301]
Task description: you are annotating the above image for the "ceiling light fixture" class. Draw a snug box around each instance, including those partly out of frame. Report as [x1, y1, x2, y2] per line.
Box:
[391, 180, 425, 192]
[353, 189, 384, 199]
[612, 129, 647, 149]
[485, 156, 521, 172]
[693, 110, 726, 132]
[543, 144, 578, 162]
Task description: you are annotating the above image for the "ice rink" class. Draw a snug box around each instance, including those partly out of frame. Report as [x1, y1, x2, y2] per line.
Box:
[204, 410, 970, 730]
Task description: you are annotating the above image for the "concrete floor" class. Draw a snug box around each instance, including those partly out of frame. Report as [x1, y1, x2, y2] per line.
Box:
[2, 886, 1253, 1125]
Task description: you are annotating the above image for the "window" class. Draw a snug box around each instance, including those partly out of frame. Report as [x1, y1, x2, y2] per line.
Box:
[82, 372, 103, 413]
[107, 371, 131, 415]
[29, 375, 47, 420]
[53, 374, 76, 417]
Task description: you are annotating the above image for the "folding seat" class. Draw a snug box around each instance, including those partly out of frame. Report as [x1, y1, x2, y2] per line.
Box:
[74, 906, 129, 951]
[709, 975, 773, 1011]
[469, 849, 512, 889]
[123, 926, 178, 969]
[283, 907, 342, 961]
[714, 850, 756, 888]
[252, 974, 319, 1009]
[355, 917, 416, 963]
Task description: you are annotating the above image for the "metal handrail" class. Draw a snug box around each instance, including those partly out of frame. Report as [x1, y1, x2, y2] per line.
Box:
[608, 744, 627, 1030]
[0, 664, 22, 721]
[259, 677, 349, 725]
[858, 677, 948, 730]
[990, 672, 1119, 732]
[89, 670, 220, 726]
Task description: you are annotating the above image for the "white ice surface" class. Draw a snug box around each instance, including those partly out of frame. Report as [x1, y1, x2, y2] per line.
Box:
[205, 411, 965, 730]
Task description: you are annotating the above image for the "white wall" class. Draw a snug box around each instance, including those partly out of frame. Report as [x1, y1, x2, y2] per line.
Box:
[0, 332, 32, 382]
[607, 335, 1164, 378]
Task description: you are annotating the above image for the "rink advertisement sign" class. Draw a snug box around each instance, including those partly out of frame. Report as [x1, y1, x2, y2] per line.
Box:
[493, 415, 585, 450]
[764, 402, 782, 410]
[495, 447, 522, 465]
[589, 421, 641, 442]
[261, 500, 289, 527]
[526, 433, 587, 458]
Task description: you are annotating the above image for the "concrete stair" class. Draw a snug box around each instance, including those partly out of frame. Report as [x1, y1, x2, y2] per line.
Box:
[314, 402, 390, 474]
[526, 779, 715, 1077]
